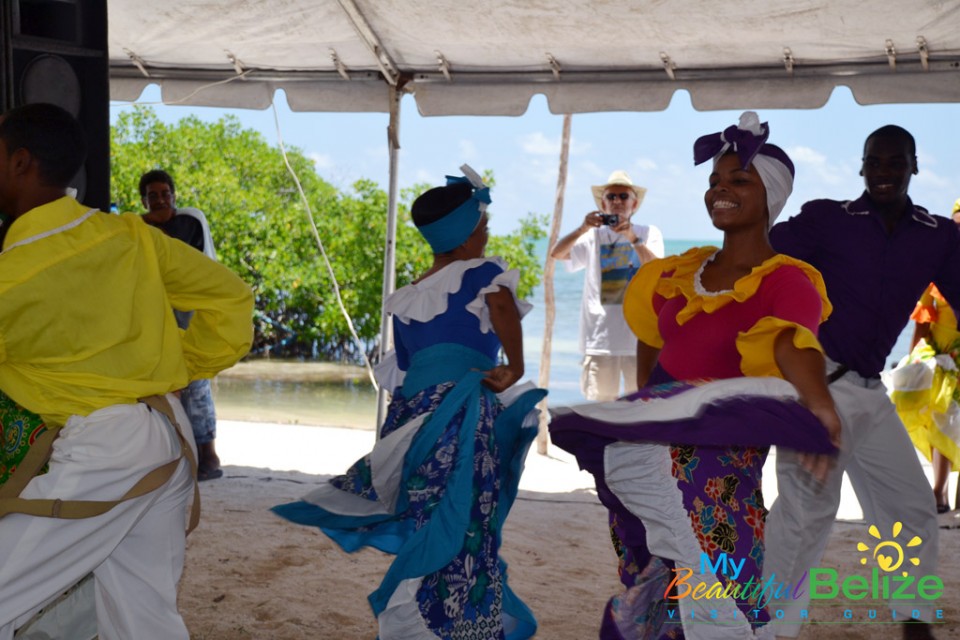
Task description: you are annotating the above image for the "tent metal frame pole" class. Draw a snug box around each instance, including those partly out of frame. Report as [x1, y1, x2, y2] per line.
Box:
[375, 85, 402, 432]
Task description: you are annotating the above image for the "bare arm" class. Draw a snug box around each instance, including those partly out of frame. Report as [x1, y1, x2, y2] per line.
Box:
[550, 212, 602, 260]
[636, 340, 661, 389]
[483, 286, 524, 392]
[632, 242, 659, 264]
[774, 331, 841, 446]
[610, 218, 659, 263]
[774, 330, 842, 482]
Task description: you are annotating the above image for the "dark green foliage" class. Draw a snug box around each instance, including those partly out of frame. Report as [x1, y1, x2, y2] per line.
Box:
[111, 107, 545, 362]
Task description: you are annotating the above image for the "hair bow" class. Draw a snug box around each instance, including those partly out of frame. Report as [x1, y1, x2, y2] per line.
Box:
[693, 112, 770, 170]
[445, 164, 491, 209]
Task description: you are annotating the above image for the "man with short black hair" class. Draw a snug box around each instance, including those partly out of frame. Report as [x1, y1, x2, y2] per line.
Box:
[0, 103, 253, 639]
[140, 168, 223, 480]
[767, 125, 954, 640]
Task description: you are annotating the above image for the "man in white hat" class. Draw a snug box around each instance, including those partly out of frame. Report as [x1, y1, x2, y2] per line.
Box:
[551, 170, 664, 401]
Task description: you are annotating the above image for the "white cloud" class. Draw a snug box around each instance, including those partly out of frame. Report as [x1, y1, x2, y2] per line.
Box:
[914, 169, 950, 189]
[785, 144, 847, 188]
[519, 131, 590, 156]
[788, 145, 828, 166]
[308, 152, 334, 171]
[632, 158, 657, 173]
[458, 139, 477, 160]
[520, 131, 559, 155]
[365, 144, 388, 159]
[578, 160, 605, 180]
[664, 163, 687, 177]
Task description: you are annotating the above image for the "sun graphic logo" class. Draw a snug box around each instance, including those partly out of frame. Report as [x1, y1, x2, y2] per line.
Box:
[856, 521, 922, 577]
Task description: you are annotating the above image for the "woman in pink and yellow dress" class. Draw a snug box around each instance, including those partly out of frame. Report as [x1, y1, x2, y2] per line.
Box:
[551, 113, 841, 639]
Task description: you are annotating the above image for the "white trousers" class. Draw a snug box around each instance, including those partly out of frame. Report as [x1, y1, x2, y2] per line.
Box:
[763, 368, 939, 636]
[0, 397, 196, 640]
[581, 354, 638, 401]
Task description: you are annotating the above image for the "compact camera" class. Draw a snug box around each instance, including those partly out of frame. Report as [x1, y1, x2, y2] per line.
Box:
[599, 214, 619, 226]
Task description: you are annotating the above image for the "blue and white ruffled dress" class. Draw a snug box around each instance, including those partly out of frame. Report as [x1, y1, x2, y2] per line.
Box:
[273, 257, 546, 640]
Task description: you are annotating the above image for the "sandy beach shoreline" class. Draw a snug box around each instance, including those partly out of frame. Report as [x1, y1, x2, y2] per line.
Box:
[176, 418, 960, 639]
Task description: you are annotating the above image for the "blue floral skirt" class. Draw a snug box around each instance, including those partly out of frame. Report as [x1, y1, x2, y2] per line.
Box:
[273, 373, 544, 640]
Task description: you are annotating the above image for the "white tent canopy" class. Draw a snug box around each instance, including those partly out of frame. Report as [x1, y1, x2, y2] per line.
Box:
[109, 0, 960, 115]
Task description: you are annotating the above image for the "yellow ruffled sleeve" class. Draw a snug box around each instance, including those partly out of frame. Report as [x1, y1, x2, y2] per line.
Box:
[623, 260, 668, 349]
[737, 317, 824, 379]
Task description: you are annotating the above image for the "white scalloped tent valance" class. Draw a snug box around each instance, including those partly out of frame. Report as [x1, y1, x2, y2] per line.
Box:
[109, 0, 960, 115]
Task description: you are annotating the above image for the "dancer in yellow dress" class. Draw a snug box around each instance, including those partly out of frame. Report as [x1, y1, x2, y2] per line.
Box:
[889, 197, 960, 513]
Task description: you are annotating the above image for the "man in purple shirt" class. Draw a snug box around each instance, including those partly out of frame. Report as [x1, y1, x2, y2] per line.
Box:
[765, 125, 954, 640]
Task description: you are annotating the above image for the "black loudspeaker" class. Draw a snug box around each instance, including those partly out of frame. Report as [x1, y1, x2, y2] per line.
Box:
[1, 0, 109, 211]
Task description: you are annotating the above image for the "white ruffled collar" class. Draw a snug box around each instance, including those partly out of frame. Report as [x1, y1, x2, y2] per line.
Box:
[692, 249, 733, 297]
[385, 256, 509, 324]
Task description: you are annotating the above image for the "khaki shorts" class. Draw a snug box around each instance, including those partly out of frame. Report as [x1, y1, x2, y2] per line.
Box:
[580, 354, 638, 401]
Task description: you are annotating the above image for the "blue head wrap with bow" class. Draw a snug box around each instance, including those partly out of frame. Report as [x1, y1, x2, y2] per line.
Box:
[693, 112, 796, 228]
[416, 164, 491, 253]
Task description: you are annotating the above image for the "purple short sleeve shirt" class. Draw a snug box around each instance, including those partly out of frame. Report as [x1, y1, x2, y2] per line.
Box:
[770, 192, 960, 378]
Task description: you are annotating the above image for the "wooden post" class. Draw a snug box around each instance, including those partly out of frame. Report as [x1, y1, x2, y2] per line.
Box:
[536, 113, 572, 455]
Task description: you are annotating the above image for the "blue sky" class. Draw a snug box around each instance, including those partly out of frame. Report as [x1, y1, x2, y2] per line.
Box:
[111, 85, 960, 241]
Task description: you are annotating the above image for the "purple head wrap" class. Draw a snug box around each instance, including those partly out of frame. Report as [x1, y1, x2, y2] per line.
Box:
[693, 112, 796, 227]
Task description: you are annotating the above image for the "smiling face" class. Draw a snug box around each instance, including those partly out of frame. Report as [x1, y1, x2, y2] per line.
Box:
[861, 132, 916, 212]
[705, 153, 768, 232]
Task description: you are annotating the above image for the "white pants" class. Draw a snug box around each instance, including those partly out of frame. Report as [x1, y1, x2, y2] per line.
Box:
[0, 397, 196, 640]
[763, 367, 939, 636]
[581, 354, 638, 401]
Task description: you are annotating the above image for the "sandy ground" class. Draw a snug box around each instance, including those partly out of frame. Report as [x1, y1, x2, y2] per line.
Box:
[176, 420, 960, 640]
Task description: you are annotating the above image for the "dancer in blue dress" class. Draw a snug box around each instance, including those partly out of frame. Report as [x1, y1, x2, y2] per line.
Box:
[273, 166, 546, 640]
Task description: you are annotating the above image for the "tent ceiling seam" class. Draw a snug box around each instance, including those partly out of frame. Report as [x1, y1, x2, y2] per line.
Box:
[546, 54, 561, 80]
[110, 55, 960, 84]
[123, 48, 150, 78]
[108, 58, 960, 85]
[335, 0, 400, 85]
[329, 49, 351, 81]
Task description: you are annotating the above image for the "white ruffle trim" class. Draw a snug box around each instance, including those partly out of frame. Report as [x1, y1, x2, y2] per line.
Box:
[299, 414, 425, 516]
[465, 268, 533, 334]
[386, 257, 531, 330]
[378, 577, 436, 640]
[558, 377, 798, 426]
[374, 350, 405, 391]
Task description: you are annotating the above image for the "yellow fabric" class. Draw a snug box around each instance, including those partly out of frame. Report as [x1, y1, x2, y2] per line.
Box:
[889, 339, 960, 465]
[736, 317, 825, 378]
[926, 283, 960, 352]
[622, 257, 671, 349]
[896, 402, 960, 466]
[622, 246, 831, 351]
[895, 284, 960, 464]
[0, 197, 253, 426]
